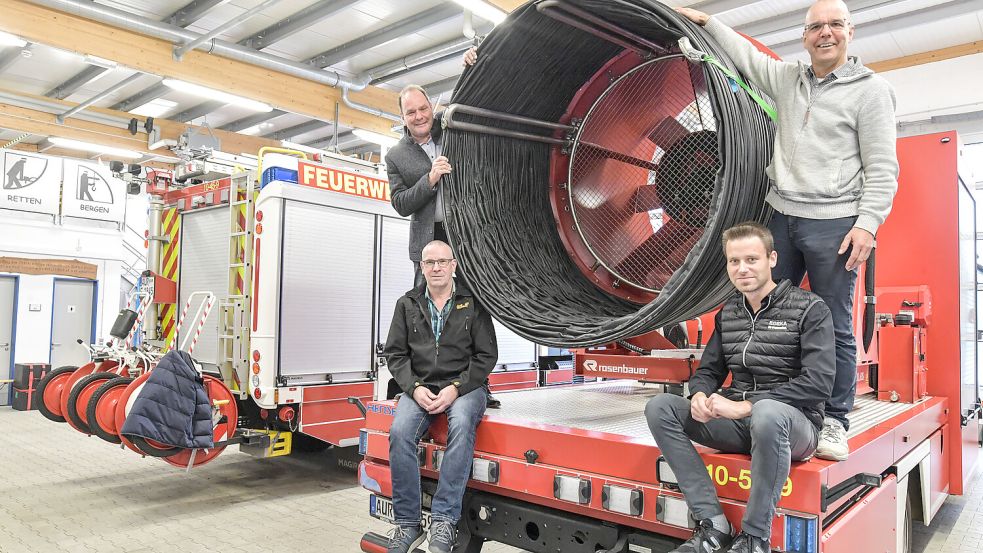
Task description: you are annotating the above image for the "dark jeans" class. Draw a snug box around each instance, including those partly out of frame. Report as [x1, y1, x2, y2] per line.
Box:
[768, 212, 858, 430]
[389, 390, 487, 526]
[645, 394, 818, 540]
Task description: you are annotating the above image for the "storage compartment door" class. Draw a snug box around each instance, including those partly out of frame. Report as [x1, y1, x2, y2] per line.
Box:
[377, 217, 412, 348]
[279, 201, 374, 382]
[177, 208, 228, 366]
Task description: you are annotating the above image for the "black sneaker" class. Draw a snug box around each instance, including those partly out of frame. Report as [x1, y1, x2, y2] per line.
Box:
[387, 524, 425, 553]
[486, 391, 501, 409]
[726, 532, 770, 553]
[671, 519, 734, 553]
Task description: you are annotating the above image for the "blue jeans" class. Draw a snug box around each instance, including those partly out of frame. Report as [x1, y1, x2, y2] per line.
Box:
[389, 389, 487, 527]
[768, 212, 858, 430]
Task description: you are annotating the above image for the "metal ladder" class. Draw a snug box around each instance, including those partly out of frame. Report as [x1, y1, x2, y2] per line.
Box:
[217, 171, 255, 396]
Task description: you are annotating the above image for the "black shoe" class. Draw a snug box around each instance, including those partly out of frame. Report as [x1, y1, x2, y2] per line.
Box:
[671, 519, 733, 553]
[486, 391, 501, 409]
[726, 532, 770, 553]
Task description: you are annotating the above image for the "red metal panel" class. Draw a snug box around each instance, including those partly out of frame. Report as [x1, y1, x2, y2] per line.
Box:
[821, 475, 897, 553]
[163, 178, 231, 207]
[544, 369, 574, 384]
[301, 398, 371, 424]
[929, 426, 951, 519]
[489, 382, 538, 393]
[877, 133, 977, 493]
[825, 398, 946, 488]
[303, 382, 374, 402]
[575, 352, 695, 382]
[488, 370, 539, 385]
[877, 326, 927, 403]
[301, 418, 363, 446]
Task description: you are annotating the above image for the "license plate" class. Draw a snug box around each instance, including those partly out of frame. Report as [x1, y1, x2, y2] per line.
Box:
[370, 495, 431, 530]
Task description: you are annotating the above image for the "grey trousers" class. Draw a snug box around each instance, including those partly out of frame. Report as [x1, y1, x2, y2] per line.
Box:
[645, 394, 818, 539]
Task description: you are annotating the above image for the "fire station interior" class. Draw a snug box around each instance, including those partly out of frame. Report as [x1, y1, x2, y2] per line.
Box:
[1, 1, 982, 552]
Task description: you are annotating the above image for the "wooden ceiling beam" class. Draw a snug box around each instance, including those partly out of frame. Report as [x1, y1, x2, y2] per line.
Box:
[1, 0, 399, 136]
[0, 87, 286, 162]
[868, 40, 983, 73]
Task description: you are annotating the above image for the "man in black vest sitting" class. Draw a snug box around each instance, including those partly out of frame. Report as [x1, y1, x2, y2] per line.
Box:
[646, 222, 836, 553]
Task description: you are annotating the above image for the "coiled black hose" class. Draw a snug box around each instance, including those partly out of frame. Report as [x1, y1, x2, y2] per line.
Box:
[442, 0, 774, 348]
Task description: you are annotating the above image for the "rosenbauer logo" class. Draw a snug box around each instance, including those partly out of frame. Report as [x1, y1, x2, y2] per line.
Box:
[582, 359, 648, 375]
[299, 161, 390, 202]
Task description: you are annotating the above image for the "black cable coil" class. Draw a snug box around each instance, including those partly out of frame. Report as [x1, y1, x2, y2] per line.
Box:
[442, 0, 774, 348]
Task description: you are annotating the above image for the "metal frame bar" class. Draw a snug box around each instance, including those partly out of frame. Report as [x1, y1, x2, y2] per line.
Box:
[442, 103, 575, 146]
[537, 0, 669, 56]
[173, 0, 282, 61]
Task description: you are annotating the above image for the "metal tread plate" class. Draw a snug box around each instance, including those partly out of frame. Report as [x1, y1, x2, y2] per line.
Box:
[487, 382, 922, 444]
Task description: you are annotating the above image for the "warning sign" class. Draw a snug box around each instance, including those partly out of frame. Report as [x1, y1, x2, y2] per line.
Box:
[62, 160, 126, 222]
[298, 161, 390, 203]
[0, 151, 62, 216]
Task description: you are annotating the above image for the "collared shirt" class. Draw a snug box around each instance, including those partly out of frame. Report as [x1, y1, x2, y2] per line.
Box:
[417, 135, 444, 223]
[807, 65, 841, 89]
[425, 282, 455, 343]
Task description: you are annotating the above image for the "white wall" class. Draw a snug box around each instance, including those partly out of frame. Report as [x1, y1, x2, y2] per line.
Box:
[883, 53, 983, 144]
[0, 211, 127, 364]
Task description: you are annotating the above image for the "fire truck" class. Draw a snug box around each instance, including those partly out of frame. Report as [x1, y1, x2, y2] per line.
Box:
[33, 147, 543, 468]
[355, 133, 981, 552]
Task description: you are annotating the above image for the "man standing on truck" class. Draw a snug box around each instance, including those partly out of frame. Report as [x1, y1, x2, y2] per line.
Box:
[386, 84, 501, 410]
[383, 240, 498, 553]
[646, 222, 835, 553]
[676, 0, 899, 461]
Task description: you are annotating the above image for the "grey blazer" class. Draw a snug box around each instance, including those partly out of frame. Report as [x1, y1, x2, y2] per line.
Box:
[385, 112, 444, 262]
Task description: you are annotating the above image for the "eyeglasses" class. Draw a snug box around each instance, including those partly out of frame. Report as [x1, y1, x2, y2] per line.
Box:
[803, 19, 849, 34]
[421, 258, 454, 269]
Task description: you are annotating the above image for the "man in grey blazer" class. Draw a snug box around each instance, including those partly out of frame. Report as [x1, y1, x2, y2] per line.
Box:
[386, 84, 501, 409]
[386, 85, 452, 289]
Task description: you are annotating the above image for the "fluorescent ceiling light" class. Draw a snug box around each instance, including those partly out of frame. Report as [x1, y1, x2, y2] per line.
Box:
[130, 98, 178, 118]
[451, 0, 507, 25]
[84, 55, 117, 69]
[352, 128, 400, 148]
[281, 140, 331, 155]
[49, 137, 143, 159]
[162, 79, 273, 112]
[0, 32, 27, 48]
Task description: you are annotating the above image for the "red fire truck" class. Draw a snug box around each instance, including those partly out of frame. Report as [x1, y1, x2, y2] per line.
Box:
[357, 132, 980, 553]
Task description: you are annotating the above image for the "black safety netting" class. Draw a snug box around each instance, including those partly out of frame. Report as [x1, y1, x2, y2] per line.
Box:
[441, 0, 774, 348]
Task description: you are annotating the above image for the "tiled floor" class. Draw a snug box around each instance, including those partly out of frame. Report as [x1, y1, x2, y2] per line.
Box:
[0, 408, 978, 553]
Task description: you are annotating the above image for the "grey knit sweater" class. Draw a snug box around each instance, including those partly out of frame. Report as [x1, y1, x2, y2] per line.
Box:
[704, 17, 899, 235]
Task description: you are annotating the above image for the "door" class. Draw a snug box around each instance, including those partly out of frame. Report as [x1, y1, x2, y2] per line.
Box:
[0, 276, 15, 406]
[50, 279, 95, 368]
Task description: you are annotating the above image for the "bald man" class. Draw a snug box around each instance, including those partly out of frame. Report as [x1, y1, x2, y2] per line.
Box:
[677, 0, 899, 462]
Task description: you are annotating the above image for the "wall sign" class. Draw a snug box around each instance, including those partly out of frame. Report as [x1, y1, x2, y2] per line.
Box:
[62, 160, 126, 223]
[0, 151, 63, 216]
[0, 256, 98, 280]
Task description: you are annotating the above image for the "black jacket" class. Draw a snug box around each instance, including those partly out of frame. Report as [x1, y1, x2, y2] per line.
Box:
[386, 112, 444, 262]
[384, 279, 498, 396]
[687, 280, 835, 429]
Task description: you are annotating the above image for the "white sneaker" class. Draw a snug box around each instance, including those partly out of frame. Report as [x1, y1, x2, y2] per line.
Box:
[815, 418, 849, 461]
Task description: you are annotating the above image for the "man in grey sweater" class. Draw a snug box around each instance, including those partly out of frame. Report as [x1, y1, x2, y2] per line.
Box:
[676, 0, 899, 461]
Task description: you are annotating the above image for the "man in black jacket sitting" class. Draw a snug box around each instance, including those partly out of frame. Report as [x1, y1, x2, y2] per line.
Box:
[646, 222, 836, 553]
[383, 240, 498, 553]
